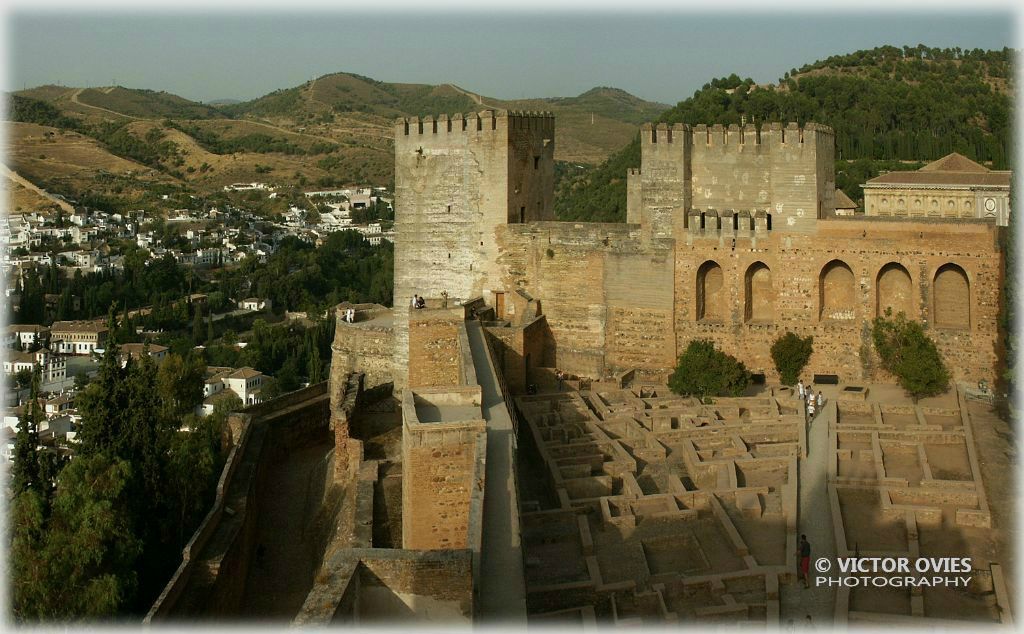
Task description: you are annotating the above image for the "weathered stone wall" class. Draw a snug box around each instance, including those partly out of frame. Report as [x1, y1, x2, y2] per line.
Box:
[630, 123, 691, 241]
[403, 437, 485, 550]
[146, 383, 333, 622]
[485, 316, 552, 395]
[678, 218, 1000, 383]
[392, 111, 555, 390]
[407, 308, 465, 388]
[400, 387, 487, 552]
[331, 305, 393, 392]
[395, 115, 1002, 393]
[295, 549, 476, 624]
[491, 216, 1000, 385]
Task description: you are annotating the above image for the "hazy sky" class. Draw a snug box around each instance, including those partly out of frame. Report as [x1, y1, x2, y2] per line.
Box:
[5, 10, 1017, 105]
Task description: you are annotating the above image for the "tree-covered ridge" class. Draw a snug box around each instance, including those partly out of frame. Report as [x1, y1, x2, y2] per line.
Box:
[555, 45, 1013, 223]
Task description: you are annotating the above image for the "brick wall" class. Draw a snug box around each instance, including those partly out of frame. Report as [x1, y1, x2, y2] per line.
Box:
[491, 217, 1000, 386]
[407, 310, 465, 387]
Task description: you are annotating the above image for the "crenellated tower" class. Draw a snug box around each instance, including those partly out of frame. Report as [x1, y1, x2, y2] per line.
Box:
[391, 109, 555, 389]
[628, 121, 836, 236]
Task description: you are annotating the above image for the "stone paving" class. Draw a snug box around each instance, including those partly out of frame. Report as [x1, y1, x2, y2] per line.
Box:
[780, 388, 838, 627]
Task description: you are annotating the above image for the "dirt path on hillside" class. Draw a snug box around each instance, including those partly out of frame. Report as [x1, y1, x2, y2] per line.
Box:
[1, 163, 75, 213]
[69, 88, 141, 120]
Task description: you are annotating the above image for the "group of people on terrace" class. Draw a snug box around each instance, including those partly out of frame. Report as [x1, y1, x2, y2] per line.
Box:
[797, 380, 825, 420]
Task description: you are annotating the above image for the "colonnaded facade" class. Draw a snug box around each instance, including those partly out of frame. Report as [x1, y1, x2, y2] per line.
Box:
[336, 110, 1003, 395]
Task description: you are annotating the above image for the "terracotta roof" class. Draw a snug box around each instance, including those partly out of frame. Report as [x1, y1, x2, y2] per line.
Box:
[865, 153, 1011, 188]
[919, 152, 988, 173]
[6, 324, 50, 333]
[834, 189, 857, 210]
[120, 343, 169, 358]
[51, 320, 108, 334]
[228, 367, 262, 380]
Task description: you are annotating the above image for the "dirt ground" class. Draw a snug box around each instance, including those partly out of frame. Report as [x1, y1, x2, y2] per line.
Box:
[965, 399, 1016, 614]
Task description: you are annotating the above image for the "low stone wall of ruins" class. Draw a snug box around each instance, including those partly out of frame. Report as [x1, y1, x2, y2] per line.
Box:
[145, 382, 332, 622]
[294, 548, 476, 624]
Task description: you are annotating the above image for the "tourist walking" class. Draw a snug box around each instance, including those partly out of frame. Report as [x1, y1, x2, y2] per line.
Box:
[816, 390, 824, 409]
[797, 380, 805, 399]
[799, 535, 811, 588]
[807, 399, 815, 419]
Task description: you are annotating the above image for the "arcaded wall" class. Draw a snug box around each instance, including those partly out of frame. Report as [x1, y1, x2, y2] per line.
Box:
[672, 217, 1001, 383]
[492, 216, 1000, 385]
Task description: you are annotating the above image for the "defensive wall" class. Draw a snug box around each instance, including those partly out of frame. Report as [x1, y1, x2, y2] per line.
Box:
[385, 111, 1003, 388]
[392, 111, 556, 391]
[145, 382, 332, 622]
[330, 303, 394, 392]
[628, 122, 835, 239]
[299, 305, 495, 624]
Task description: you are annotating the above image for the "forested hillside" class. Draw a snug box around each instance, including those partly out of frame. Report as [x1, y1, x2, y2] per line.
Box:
[556, 45, 1014, 222]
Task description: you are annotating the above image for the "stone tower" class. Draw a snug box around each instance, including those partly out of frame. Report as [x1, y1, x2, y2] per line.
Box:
[391, 110, 555, 389]
[627, 121, 836, 236]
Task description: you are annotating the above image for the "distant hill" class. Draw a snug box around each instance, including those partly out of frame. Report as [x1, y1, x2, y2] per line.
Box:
[555, 44, 1013, 222]
[6, 73, 669, 202]
[16, 85, 226, 122]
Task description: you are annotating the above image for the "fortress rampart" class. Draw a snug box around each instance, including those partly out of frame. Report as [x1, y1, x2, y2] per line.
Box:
[376, 111, 1003, 392]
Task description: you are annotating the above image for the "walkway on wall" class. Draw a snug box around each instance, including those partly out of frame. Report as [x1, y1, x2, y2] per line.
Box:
[780, 392, 838, 626]
[464, 320, 527, 623]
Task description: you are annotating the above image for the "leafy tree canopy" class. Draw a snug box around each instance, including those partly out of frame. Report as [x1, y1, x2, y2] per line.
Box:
[668, 339, 751, 399]
[771, 332, 815, 386]
[872, 311, 951, 401]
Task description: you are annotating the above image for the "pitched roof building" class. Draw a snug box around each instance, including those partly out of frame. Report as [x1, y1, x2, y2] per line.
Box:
[861, 153, 1011, 225]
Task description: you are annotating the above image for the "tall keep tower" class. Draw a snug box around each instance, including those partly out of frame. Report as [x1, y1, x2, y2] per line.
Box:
[392, 110, 555, 389]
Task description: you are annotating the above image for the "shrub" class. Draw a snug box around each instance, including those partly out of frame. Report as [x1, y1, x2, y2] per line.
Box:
[771, 332, 814, 385]
[668, 339, 751, 399]
[872, 312, 950, 401]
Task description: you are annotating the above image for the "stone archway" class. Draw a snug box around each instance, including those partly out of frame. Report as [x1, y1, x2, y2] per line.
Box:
[933, 263, 970, 329]
[697, 260, 725, 321]
[819, 260, 855, 321]
[876, 262, 913, 318]
[744, 262, 774, 323]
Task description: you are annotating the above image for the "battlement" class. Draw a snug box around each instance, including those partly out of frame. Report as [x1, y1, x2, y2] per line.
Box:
[687, 208, 772, 236]
[395, 109, 555, 136]
[687, 121, 835, 146]
[639, 122, 690, 144]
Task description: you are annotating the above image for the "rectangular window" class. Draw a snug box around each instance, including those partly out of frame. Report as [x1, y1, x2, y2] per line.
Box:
[533, 156, 540, 169]
[520, 207, 525, 223]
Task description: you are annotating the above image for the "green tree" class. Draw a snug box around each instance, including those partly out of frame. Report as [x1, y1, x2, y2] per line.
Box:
[770, 332, 814, 385]
[668, 339, 751, 399]
[11, 371, 44, 496]
[11, 454, 142, 620]
[872, 312, 951, 401]
[14, 367, 34, 389]
[156, 352, 206, 420]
